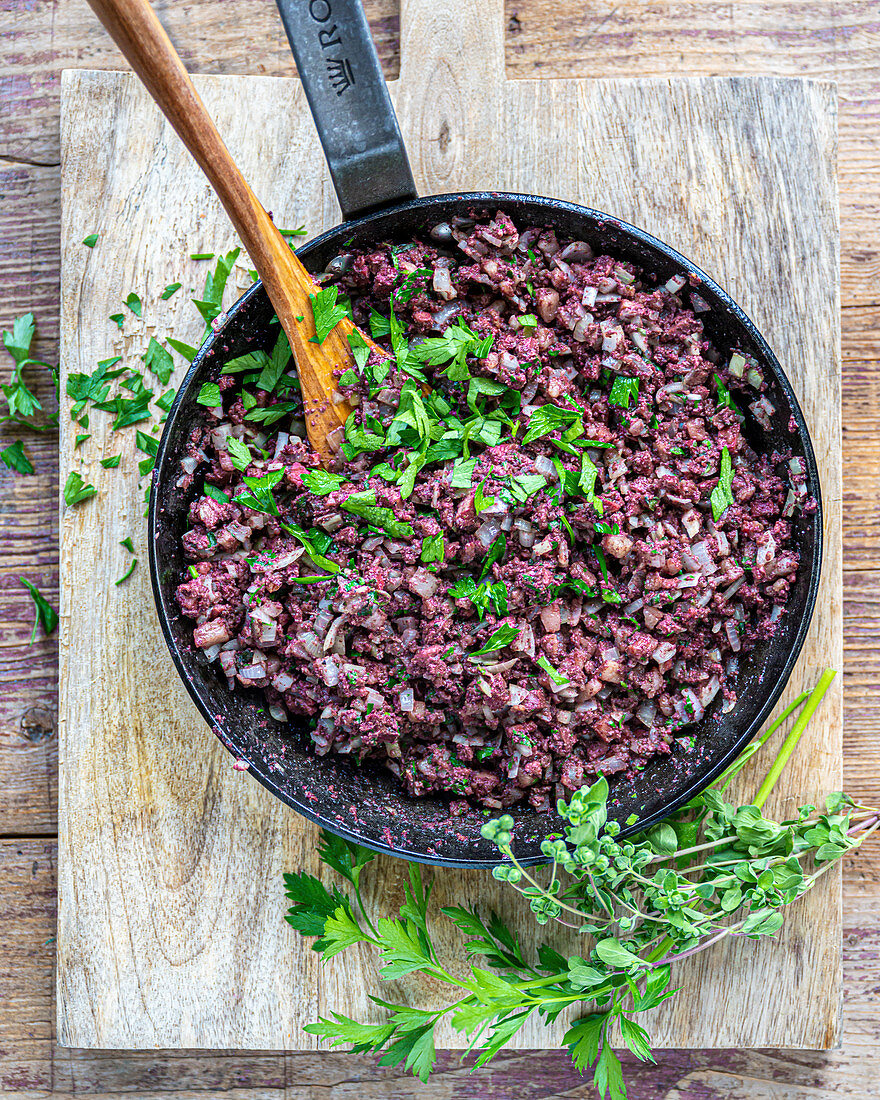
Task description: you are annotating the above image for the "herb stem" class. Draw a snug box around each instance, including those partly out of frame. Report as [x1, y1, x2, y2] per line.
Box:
[753, 670, 837, 809]
[713, 689, 811, 793]
[354, 882, 379, 940]
[500, 847, 595, 922]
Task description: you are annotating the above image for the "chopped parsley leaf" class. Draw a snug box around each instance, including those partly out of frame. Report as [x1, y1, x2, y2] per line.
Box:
[256, 331, 292, 392]
[451, 458, 477, 489]
[142, 337, 174, 385]
[233, 467, 284, 515]
[1, 440, 34, 474]
[420, 534, 445, 563]
[203, 484, 230, 504]
[714, 372, 741, 414]
[300, 469, 344, 495]
[309, 286, 349, 343]
[114, 559, 138, 585]
[469, 623, 520, 657]
[281, 522, 340, 574]
[63, 471, 97, 507]
[478, 532, 507, 581]
[609, 375, 639, 408]
[192, 248, 240, 331]
[167, 338, 197, 363]
[522, 404, 581, 444]
[340, 494, 414, 539]
[475, 480, 495, 513]
[222, 437, 250, 472]
[135, 430, 158, 458]
[196, 382, 222, 407]
[19, 577, 58, 642]
[82, 233, 98, 248]
[536, 655, 569, 686]
[124, 292, 142, 317]
[710, 446, 735, 521]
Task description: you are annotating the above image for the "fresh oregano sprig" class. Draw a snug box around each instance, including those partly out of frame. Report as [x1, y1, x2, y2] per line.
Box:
[285, 670, 878, 1098]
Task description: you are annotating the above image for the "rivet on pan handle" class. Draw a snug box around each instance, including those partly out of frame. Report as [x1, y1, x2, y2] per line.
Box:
[274, 0, 419, 220]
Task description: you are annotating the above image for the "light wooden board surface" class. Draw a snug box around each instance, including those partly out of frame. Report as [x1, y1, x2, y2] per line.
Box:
[56, 0, 841, 1052]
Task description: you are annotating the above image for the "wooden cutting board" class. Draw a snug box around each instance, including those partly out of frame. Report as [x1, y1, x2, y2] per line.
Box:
[57, 0, 841, 1051]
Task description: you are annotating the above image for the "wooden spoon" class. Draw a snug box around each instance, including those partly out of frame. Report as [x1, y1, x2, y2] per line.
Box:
[86, 0, 383, 464]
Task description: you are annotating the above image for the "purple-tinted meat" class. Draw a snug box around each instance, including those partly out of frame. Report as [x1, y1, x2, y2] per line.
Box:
[175, 211, 810, 811]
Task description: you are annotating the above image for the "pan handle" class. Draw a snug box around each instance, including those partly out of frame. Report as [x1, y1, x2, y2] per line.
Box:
[274, 0, 418, 220]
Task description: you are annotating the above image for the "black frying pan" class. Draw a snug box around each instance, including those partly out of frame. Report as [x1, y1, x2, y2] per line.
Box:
[148, 0, 822, 867]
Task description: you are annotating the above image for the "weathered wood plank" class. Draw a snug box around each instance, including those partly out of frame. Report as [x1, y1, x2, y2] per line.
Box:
[57, 0, 841, 1045]
[3, 0, 879, 309]
[0, 160, 60, 836]
[0, 0, 400, 162]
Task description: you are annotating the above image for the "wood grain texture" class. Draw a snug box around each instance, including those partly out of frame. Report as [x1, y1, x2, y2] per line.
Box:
[4, 841, 880, 1100]
[55, 0, 842, 1052]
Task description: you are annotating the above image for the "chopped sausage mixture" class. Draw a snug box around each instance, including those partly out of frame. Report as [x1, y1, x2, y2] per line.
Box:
[175, 211, 810, 811]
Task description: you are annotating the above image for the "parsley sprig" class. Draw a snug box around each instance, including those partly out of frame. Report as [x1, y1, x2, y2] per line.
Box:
[285, 672, 869, 1097]
[1, 313, 58, 431]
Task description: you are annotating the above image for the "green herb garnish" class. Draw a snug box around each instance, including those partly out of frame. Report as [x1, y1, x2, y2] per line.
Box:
[340, 492, 414, 539]
[300, 469, 345, 495]
[469, 623, 520, 657]
[196, 382, 222, 407]
[420, 534, 445, 564]
[142, 337, 174, 385]
[63, 471, 97, 507]
[1, 440, 34, 474]
[203, 484, 230, 504]
[192, 249, 240, 332]
[115, 559, 138, 585]
[536, 655, 569, 686]
[710, 446, 735, 521]
[19, 577, 58, 641]
[167, 338, 197, 363]
[309, 286, 349, 343]
[233, 467, 284, 515]
[226, 437, 252, 472]
[521, 404, 581, 445]
[608, 375, 639, 408]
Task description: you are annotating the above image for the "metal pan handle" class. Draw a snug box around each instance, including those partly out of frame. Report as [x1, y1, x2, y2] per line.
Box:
[274, 0, 418, 220]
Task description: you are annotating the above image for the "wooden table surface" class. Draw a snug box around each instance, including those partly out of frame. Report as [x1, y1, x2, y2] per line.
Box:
[1, 1, 878, 1096]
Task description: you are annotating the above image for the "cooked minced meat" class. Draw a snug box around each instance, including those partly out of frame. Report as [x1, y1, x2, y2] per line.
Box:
[175, 210, 810, 811]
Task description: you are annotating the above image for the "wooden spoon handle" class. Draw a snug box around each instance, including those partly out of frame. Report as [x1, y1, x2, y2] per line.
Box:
[85, 0, 355, 463]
